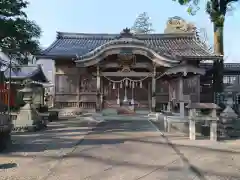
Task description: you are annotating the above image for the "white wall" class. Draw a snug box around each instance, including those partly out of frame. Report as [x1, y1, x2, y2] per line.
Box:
[36, 58, 55, 95]
[36, 58, 54, 82]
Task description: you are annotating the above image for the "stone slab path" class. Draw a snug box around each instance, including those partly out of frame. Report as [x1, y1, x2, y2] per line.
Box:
[0, 118, 240, 180]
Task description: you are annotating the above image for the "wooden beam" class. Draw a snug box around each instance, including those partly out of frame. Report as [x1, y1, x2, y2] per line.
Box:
[100, 71, 152, 77]
[100, 62, 153, 69]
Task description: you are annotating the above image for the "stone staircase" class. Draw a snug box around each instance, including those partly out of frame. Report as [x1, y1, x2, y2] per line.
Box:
[117, 106, 135, 115]
[103, 100, 135, 115]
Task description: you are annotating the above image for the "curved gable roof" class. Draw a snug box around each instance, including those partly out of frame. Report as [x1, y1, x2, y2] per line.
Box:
[40, 31, 220, 60]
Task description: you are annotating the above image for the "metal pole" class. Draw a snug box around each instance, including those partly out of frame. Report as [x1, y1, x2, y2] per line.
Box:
[7, 57, 11, 118]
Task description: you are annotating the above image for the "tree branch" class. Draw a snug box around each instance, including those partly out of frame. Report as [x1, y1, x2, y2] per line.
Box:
[226, 0, 239, 3]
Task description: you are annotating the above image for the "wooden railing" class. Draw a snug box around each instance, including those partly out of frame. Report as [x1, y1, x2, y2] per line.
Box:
[55, 102, 78, 108]
[79, 102, 96, 109]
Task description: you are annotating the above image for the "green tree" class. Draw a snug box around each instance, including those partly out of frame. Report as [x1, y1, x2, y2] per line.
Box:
[131, 12, 154, 34]
[173, 0, 239, 93]
[0, 0, 41, 64]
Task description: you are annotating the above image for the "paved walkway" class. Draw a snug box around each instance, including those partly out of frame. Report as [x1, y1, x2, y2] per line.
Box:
[0, 119, 97, 180]
[0, 117, 240, 180]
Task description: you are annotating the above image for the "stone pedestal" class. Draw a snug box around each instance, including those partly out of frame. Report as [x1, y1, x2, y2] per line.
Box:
[186, 103, 220, 141]
[210, 120, 217, 141]
[219, 105, 238, 138]
[163, 116, 169, 132]
[14, 85, 42, 131]
[151, 67, 156, 112]
[15, 103, 41, 131]
[179, 77, 184, 117]
[180, 101, 185, 117]
[189, 118, 196, 140]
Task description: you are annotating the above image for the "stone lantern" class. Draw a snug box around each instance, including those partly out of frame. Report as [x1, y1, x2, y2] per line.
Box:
[20, 84, 33, 104]
[14, 82, 41, 131]
[219, 105, 238, 138]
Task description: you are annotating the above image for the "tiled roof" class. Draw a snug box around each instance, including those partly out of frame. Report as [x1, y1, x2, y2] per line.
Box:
[200, 63, 240, 72]
[40, 31, 219, 60]
[4, 64, 48, 82]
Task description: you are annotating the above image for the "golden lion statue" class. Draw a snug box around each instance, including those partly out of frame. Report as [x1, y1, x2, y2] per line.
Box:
[164, 16, 196, 33]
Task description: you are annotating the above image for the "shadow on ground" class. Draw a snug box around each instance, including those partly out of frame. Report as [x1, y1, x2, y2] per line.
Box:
[0, 163, 17, 169]
[1, 120, 156, 154]
[1, 119, 240, 179]
[2, 119, 240, 154]
[3, 136, 240, 180]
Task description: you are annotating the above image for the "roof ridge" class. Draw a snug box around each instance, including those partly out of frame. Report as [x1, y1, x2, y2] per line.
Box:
[137, 32, 195, 39]
[56, 31, 196, 40]
[57, 32, 118, 39]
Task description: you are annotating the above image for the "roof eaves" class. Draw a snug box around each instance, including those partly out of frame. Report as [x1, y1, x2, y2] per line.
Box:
[38, 65, 49, 82]
[192, 38, 216, 55]
[40, 39, 60, 56]
[180, 55, 223, 60]
[56, 31, 118, 40]
[36, 54, 75, 60]
[26, 65, 41, 79]
[25, 65, 48, 82]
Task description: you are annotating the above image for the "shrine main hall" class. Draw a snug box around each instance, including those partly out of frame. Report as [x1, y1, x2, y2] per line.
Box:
[39, 28, 222, 115]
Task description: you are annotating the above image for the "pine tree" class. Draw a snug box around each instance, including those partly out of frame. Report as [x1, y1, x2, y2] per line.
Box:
[0, 0, 41, 64]
[131, 12, 154, 34]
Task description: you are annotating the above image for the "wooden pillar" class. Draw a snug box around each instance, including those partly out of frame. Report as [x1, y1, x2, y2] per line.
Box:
[151, 66, 156, 112]
[76, 70, 80, 108]
[196, 75, 200, 102]
[100, 78, 103, 109]
[179, 77, 184, 117]
[96, 66, 101, 111]
[148, 81, 151, 111]
[53, 61, 56, 107]
[167, 81, 172, 112]
[42, 87, 45, 105]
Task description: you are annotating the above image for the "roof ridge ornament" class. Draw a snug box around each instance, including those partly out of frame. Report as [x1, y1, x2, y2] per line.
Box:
[119, 28, 133, 38]
[164, 16, 196, 34]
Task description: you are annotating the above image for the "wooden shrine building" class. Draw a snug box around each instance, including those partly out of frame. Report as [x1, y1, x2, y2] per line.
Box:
[38, 27, 223, 115]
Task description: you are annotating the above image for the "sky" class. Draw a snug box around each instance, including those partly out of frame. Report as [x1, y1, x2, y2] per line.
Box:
[26, 0, 240, 63]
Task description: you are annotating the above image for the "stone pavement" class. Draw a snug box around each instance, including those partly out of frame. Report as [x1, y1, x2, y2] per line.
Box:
[158, 132, 240, 180]
[0, 117, 240, 180]
[0, 119, 99, 180]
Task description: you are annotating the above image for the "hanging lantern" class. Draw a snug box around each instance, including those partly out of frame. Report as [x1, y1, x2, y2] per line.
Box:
[117, 88, 120, 104]
[120, 81, 123, 88]
[125, 79, 128, 87]
[112, 82, 116, 89]
[123, 87, 128, 102]
[140, 81, 143, 88]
